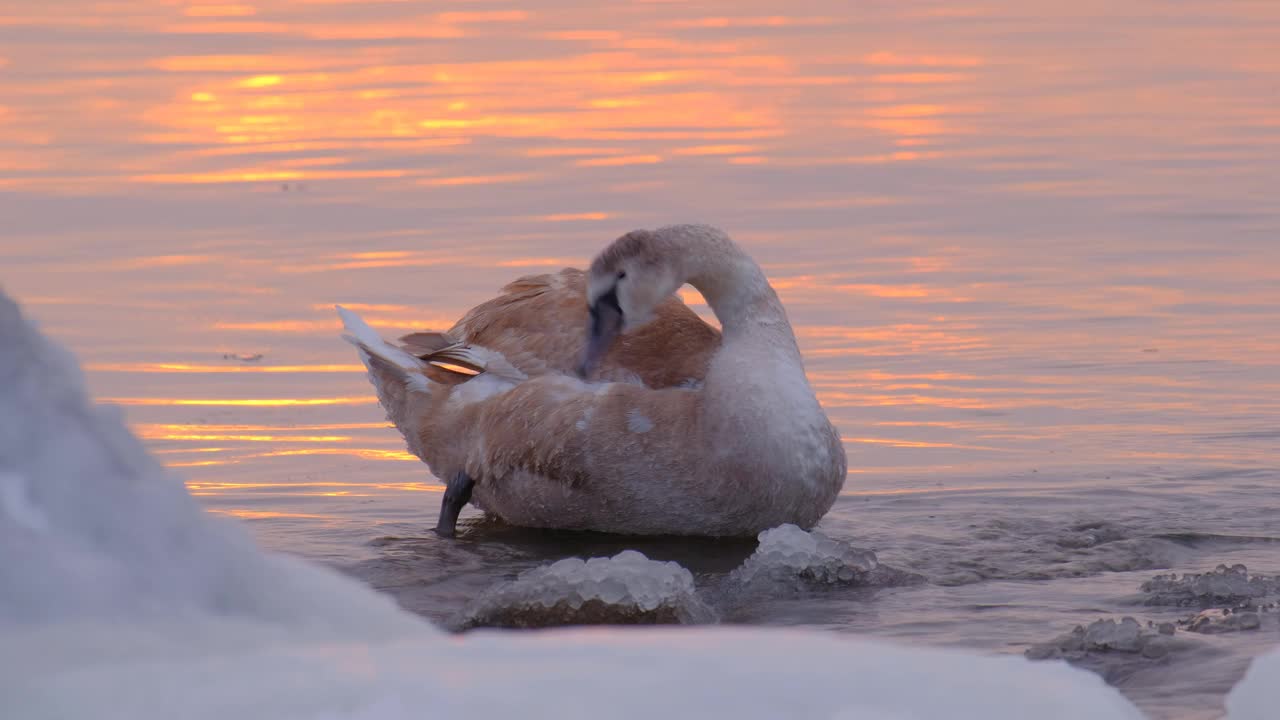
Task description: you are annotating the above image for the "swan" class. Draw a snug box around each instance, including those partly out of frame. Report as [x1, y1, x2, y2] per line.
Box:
[338, 224, 845, 537]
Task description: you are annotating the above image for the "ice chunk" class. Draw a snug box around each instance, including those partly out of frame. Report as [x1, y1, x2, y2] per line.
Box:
[456, 550, 715, 629]
[1181, 608, 1264, 634]
[728, 524, 883, 590]
[1026, 617, 1177, 661]
[1141, 564, 1280, 608]
[1084, 617, 1145, 652]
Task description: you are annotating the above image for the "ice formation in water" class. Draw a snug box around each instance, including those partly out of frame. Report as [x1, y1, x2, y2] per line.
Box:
[1141, 564, 1280, 608]
[1027, 565, 1280, 676]
[727, 524, 881, 590]
[1180, 608, 1265, 634]
[1026, 617, 1176, 661]
[456, 550, 715, 629]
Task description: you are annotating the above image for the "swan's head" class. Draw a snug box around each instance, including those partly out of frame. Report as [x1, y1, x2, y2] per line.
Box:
[579, 228, 683, 377]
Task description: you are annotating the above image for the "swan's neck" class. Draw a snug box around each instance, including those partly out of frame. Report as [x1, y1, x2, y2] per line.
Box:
[679, 236, 791, 342]
[668, 228, 833, 488]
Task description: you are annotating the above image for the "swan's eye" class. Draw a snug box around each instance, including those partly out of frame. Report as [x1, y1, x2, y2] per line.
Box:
[617, 271, 626, 280]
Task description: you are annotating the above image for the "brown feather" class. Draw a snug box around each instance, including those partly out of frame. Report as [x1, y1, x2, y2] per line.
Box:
[447, 268, 720, 387]
[399, 331, 456, 357]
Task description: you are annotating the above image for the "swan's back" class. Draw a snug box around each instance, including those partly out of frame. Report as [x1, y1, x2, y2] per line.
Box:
[428, 268, 721, 388]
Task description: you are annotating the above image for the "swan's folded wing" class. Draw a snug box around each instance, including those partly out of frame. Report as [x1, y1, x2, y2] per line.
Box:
[448, 268, 722, 387]
[435, 375, 698, 490]
[399, 331, 456, 357]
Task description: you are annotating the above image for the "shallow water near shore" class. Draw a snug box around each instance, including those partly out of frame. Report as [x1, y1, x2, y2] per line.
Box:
[2, 0, 1278, 717]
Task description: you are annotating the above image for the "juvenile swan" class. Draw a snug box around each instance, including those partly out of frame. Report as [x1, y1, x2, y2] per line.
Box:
[339, 224, 845, 537]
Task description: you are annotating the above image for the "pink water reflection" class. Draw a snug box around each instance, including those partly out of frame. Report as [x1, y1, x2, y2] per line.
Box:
[0, 0, 1277, 508]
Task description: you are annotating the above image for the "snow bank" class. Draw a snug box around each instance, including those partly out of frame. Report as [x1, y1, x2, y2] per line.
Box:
[0, 287, 1148, 720]
[0, 289, 417, 636]
[1228, 646, 1280, 720]
[5, 620, 1150, 720]
[457, 550, 715, 629]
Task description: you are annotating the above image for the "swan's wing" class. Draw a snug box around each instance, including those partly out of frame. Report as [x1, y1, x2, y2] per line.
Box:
[399, 331, 456, 357]
[448, 268, 721, 388]
[429, 375, 698, 492]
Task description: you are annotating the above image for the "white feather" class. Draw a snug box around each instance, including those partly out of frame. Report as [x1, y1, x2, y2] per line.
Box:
[336, 305, 424, 373]
[336, 305, 430, 393]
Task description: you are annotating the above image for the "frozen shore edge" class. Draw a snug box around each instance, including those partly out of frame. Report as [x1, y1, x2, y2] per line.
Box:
[0, 285, 1204, 720]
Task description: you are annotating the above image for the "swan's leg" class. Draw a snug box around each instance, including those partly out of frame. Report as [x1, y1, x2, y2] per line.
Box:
[434, 471, 474, 538]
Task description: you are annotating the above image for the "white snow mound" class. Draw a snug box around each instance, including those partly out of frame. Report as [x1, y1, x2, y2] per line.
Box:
[1228, 645, 1280, 720]
[0, 288, 415, 635]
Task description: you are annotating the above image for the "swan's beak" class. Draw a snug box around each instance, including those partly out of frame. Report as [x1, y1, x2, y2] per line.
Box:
[578, 288, 623, 378]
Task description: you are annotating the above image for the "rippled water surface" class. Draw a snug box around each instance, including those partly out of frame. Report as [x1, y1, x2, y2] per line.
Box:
[3, 1, 1278, 717]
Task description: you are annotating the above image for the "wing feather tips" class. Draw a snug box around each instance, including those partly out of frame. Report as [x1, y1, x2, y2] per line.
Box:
[336, 305, 380, 347]
[425, 346, 486, 376]
[335, 305, 438, 401]
[335, 305, 424, 373]
[400, 331, 456, 357]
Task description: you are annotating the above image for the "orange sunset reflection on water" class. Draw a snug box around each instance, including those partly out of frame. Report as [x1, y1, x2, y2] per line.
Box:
[1, 0, 1277, 523]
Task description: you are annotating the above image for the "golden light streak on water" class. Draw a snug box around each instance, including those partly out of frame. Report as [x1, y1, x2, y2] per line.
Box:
[145, 433, 354, 443]
[208, 509, 334, 520]
[187, 480, 443, 493]
[102, 397, 372, 407]
[137, 423, 388, 433]
[844, 437, 1009, 452]
[533, 212, 613, 222]
[86, 363, 366, 373]
[256, 448, 418, 461]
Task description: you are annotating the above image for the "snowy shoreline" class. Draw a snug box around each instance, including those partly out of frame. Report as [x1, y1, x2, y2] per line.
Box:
[2, 286, 1275, 719]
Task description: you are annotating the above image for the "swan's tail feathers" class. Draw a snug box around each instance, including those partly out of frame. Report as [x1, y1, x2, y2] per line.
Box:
[337, 306, 432, 427]
[337, 306, 427, 378]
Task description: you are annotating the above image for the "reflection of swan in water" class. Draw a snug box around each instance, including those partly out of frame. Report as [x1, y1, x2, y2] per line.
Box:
[339, 224, 845, 537]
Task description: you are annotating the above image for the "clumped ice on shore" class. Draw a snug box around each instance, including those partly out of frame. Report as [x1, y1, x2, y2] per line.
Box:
[1142, 564, 1280, 608]
[456, 550, 715, 629]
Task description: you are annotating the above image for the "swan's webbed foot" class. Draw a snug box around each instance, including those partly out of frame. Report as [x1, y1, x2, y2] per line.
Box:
[434, 471, 474, 538]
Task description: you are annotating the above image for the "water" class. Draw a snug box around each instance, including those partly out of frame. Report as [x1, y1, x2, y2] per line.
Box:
[2, 1, 1278, 717]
